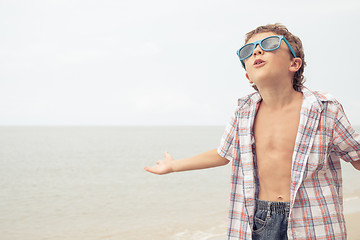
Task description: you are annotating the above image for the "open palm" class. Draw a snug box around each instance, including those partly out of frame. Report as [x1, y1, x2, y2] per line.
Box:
[144, 152, 174, 175]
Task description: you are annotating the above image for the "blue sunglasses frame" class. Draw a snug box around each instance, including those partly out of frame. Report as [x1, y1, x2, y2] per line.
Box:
[237, 35, 297, 68]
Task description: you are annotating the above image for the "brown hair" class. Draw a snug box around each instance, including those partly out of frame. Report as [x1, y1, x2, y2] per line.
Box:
[245, 23, 306, 91]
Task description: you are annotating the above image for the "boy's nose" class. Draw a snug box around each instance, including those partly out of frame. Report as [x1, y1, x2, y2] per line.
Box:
[253, 44, 264, 57]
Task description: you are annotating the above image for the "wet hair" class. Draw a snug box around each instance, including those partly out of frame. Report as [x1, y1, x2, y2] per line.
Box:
[245, 23, 306, 91]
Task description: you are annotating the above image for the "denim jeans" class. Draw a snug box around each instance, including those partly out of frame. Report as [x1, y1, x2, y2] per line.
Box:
[252, 199, 290, 240]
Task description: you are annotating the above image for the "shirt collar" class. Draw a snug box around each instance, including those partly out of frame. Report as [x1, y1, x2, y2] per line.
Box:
[238, 86, 324, 112]
[301, 86, 324, 112]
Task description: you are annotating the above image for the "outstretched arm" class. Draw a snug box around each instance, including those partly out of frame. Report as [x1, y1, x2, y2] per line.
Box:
[144, 149, 230, 175]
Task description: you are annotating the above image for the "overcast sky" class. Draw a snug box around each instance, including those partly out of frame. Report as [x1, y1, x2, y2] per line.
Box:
[1, 0, 360, 126]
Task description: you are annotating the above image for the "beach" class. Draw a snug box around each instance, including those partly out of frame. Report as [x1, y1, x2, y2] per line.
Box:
[0, 126, 359, 240]
[346, 212, 360, 239]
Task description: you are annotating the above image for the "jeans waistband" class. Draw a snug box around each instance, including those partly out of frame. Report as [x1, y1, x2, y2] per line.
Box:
[256, 199, 290, 215]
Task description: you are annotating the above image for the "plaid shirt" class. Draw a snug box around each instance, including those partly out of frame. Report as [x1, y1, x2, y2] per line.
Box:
[217, 87, 360, 240]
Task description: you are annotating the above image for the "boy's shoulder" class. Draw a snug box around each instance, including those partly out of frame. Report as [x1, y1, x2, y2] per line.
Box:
[304, 88, 343, 110]
[307, 89, 337, 103]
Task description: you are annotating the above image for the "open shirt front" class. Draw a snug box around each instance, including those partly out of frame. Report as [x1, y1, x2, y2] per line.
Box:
[218, 87, 360, 240]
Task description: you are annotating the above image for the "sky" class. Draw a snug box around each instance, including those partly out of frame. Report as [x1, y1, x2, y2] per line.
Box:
[1, 0, 360, 126]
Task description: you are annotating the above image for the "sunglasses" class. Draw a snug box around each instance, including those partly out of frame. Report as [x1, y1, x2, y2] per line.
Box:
[237, 35, 297, 68]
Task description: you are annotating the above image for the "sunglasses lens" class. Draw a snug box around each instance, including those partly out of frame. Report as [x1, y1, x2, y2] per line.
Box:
[239, 44, 254, 60]
[261, 37, 281, 50]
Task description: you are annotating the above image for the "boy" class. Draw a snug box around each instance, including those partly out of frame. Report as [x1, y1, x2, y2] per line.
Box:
[145, 24, 360, 240]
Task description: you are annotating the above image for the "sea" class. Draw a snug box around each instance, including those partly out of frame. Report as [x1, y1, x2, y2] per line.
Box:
[1, 126, 360, 240]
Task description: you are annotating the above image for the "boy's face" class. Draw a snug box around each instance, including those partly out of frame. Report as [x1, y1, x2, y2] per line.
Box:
[244, 32, 298, 88]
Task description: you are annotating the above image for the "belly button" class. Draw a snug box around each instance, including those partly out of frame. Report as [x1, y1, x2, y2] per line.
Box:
[277, 196, 284, 201]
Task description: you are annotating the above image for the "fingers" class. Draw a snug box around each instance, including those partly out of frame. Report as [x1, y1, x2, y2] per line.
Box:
[144, 165, 160, 175]
[144, 159, 163, 175]
[144, 166, 155, 174]
[164, 151, 173, 160]
[144, 152, 173, 175]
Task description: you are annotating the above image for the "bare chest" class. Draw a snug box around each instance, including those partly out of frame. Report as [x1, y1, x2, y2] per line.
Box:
[253, 106, 301, 154]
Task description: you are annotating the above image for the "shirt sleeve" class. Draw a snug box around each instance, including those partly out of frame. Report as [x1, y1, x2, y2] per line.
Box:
[331, 103, 360, 162]
[217, 110, 238, 161]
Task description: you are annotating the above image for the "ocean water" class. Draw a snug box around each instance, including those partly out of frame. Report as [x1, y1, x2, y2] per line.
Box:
[0, 126, 359, 240]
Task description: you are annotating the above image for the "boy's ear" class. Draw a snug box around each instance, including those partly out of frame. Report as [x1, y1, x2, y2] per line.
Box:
[289, 58, 302, 73]
[245, 73, 254, 84]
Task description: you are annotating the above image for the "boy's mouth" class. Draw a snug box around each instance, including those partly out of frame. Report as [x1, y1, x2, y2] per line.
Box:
[253, 59, 265, 66]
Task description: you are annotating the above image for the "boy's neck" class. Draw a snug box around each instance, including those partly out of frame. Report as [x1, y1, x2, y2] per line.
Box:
[257, 84, 303, 110]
